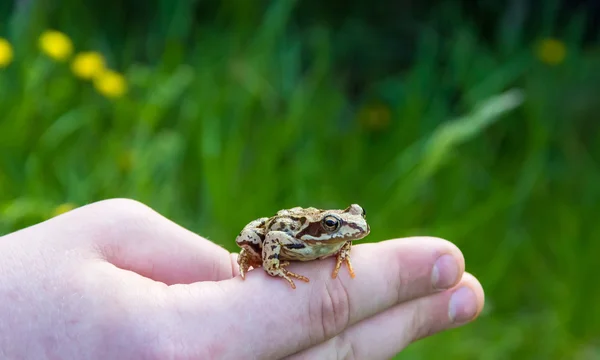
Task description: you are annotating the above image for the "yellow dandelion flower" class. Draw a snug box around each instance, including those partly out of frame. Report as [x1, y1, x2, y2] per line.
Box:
[71, 51, 106, 80]
[0, 37, 13, 68]
[536, 38, 566, 65]
[93, 69, 127, 98]
[358, 102, 392, 131]
[52, 202, 77, 217]
[38, 30, 73, 62]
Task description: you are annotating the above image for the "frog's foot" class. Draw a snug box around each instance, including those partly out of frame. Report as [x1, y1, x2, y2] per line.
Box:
[267, 261, 310, 289]
[332, 243, 355, 279]
[238, 249, 251, 280]
[238, 249, 262, 280]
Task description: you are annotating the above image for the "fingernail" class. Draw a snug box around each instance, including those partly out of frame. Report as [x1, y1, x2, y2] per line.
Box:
[431, 254, 459, 289]
[448, 286, 477, 323]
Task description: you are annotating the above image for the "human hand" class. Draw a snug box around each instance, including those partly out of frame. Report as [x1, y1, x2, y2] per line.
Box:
[0, 199, 484, 359]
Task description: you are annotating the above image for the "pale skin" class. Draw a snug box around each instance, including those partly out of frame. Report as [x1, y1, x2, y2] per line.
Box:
[0, 199, 485, 359]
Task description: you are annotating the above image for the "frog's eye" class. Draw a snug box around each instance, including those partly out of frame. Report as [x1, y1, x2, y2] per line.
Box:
[322, 215, 340, 231]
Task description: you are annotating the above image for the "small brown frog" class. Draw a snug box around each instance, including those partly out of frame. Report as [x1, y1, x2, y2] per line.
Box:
[235, 204, 370, 289]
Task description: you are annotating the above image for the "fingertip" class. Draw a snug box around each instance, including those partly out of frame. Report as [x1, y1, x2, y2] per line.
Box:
[373, 236, 466, 291]
[384, 236, 465, 263]
[448, 272, 486, 324]
[408, 236, 466, 268]
[461, 272, 486, 317]
[417, 236, 467, 291]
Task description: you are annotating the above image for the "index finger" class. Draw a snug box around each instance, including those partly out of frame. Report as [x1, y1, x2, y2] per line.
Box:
[167, 236, 465, 359]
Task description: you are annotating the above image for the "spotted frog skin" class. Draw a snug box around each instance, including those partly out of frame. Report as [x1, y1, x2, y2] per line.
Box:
[235, 204, 370, 289]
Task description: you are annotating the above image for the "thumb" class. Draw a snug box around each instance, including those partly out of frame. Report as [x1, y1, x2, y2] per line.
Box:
[35, 198, 236, 285]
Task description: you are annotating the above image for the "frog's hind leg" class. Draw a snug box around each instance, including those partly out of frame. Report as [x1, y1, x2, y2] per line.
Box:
[236, 219, 268, 279]
[237, 249, 262, 280]
[263, 232, 310, 289]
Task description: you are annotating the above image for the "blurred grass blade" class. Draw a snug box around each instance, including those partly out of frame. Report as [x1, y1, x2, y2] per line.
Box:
[38, 107, 91, 150]
[419, 88, 525, 178]
[251, 0, 298, 50]
[140, 64, 195, 128]
[375, 88, 525, 215]
[376, 88, 525, 193]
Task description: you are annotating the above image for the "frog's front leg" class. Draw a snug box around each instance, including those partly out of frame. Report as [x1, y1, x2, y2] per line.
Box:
[263, 231, 310, 289]
[236, 218, 268, 280]
[332, 241, 355, 279]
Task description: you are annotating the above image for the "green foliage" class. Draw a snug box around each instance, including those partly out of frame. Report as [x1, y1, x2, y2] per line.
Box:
[1, 1, 600, 358]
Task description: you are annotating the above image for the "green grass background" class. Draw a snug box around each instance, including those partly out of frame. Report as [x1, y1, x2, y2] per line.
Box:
[1, 0, 600, 358]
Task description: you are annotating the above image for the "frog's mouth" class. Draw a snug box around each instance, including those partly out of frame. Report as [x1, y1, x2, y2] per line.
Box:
[303, 230, 370, 245]
[303, 238, 347, 245]
[342, 222, 370, 240]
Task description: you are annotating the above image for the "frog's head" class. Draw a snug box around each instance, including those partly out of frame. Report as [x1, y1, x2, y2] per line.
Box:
[298, 204, 370, 244]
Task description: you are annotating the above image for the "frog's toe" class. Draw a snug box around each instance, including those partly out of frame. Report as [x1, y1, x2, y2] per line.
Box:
[332, 256, 355, 279]
[282, 268, 310, 283]
[283, 275, 297, 289]
[266, 264, 310, 289]
[344, 257, 356, 278]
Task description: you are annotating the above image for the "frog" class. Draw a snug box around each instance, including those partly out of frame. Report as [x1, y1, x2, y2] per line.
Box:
[235, 204, 370, 289]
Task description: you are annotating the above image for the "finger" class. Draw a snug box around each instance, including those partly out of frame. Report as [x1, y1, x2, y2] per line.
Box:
[24, 198, 235, 284]
[285, 273, 485, 360]
[170, 236, 466, 359]
[230, 252, 241, 277]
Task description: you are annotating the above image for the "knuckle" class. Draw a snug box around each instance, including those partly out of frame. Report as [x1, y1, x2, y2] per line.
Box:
[404, 301, 440, 345]
[94, 198, 155, 218]
[80, 198, 163, 253]
[310, 279, 352, 342]
[89, 198, 162, 231]
[395, 262, 412, 303]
